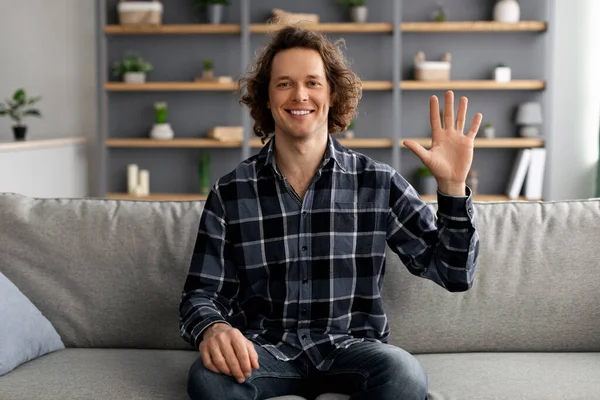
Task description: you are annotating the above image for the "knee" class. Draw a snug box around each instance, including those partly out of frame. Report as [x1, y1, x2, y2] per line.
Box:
[379, 347, 428, 398]
[187, 356, 234, 400]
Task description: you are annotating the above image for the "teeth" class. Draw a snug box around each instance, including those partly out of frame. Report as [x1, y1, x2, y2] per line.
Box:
[290, 110, 311, 115]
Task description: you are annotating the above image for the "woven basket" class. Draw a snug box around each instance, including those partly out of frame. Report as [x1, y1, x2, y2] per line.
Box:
[271, 9, 319, 25]
[414, 51, 452, 81]
[118, 0, 163, 26]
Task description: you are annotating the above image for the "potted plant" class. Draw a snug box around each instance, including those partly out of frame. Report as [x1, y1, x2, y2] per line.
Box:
[193, 0, 230, 24]
[432, 2, 447, 22]
[202, 59, 214, 80]
[0, 88, 42, 141]
[483, 121, 495, 138]
[150, 102, 174, 140]
[417, 165, 437, 195]
[112, 52, 153, 83]
[338, 0, 368, 23]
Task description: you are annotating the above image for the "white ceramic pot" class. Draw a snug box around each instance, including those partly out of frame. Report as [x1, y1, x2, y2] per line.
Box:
[494, 66, 511, 82]
[150, 123, 174, 140]
[493, 0, 520, 23]
[350, 6, 368, 23]
[124, 72, 146, 83]
[483, 126, 496, 138]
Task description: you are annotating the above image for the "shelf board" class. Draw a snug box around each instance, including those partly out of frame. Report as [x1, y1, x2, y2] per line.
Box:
[106, 193, 207, 201]
[250, 23, 393, 33]
[106, 138, 242, 148]
[401, 21, 547, 32]
[103, 24, 241, 34]
[401, 80, 545, 90]
[362, 81, 394, 90]
[104, 82, 239, 91]
[420, 194, 533, 202]
[249, 138, 394, 148]
[401, 138, 544, 148]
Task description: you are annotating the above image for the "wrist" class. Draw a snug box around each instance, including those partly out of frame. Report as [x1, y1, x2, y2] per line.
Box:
[203, 322, 230, 339]
[437, 180, 466, 197]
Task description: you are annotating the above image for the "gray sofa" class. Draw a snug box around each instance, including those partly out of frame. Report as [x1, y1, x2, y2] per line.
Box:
[1, 192, 599, 400]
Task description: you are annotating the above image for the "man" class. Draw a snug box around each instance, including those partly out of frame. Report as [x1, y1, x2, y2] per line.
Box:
[179, 26, 481, 400]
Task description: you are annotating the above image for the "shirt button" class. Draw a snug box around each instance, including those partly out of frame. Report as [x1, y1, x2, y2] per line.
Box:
[302, 246, 307, 252]
[301, 308, 307, 315]
[301, 334, 307, 340]
[302, 211, 307, 218]
[302, 278, 308, 284]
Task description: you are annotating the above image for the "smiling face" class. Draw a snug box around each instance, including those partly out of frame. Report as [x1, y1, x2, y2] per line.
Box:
[267, 47, 331, 140]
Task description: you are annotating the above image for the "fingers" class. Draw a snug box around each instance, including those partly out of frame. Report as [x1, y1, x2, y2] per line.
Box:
[246, 340, 260, 370]
[209, 345, 232, 376]
[232, 339, 252, 379]
[443, 90, 454, 130]
[403, 140, 430, 166]
[221, 343, 246, 383]
[429, 95, 441, 131]
[200, 345, 219, 374]
[466, 112, 483, 139]
[456, 96, 468, 133]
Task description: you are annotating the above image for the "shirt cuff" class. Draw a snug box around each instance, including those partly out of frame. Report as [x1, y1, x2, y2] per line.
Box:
[193, 318, 232, 348]
[436, 185, 475, 219]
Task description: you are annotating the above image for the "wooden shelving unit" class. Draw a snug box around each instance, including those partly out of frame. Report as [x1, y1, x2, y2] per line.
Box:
[104, 82, 239, 91]
[103, 24, 241, 34]
[401, 138, 545, 148]
[106, 138, 243, 148]
[103, 21, 547, 35]
[401, 21, 547, 32]
[401, 80, 545, 91]
[106, 193, 208, 201]
[250, 138, 394, 148]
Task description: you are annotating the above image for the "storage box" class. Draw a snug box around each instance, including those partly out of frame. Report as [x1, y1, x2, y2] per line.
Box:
[118, 0, 163, 26]
[414, 51, 451, 81]
[271, 9, 320, 25]
[208, 126, 244, 142]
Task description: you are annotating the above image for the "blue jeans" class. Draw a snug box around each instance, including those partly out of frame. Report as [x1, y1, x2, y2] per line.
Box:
[187, 340, 428, 400]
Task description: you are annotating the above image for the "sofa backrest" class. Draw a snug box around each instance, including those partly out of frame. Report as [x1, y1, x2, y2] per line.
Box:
[1, 193, 599, 352]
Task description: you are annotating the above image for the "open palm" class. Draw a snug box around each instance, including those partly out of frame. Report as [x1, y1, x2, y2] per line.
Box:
[404, 91, 483, 187]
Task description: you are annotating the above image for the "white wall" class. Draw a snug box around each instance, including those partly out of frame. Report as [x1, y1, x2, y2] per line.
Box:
[0, 0, 97, 196]
[549, 0, 600, 200]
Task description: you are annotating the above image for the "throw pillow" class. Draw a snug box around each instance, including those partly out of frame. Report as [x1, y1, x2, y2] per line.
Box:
[0, 271, 65, 376]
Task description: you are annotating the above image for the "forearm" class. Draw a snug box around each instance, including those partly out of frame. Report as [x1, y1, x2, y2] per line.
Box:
[179, 288, 232, 348]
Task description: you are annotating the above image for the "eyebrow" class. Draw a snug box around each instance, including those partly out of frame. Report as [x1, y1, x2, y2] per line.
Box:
[274, 74, 324, 81]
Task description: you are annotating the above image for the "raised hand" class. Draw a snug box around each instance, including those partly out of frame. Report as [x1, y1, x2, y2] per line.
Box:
[403, 90, 483, 196]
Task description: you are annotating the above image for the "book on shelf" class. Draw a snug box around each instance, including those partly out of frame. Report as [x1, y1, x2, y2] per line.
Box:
[505, 148, 547, 200]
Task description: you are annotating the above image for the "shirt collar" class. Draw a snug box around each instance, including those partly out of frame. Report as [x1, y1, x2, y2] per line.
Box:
[256, 134, 347, 175]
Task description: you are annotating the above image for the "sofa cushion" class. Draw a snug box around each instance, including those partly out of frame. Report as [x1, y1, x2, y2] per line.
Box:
[1, 349, 597, 400]
[0, 193, 202, 350]
[0, 271, 64, 376]
[382, 199, 600, 354]
[0, 348, 333, 400]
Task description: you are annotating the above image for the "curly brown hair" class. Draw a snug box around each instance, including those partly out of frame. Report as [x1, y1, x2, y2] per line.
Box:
[239, 25, 362, 142]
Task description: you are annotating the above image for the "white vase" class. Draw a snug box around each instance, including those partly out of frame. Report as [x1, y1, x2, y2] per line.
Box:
[483, 126, 496, 138]
[124, 72, 146, 83]
[350, 6, 368, 23]
[493, 0, 520, 23]
[150, 123, 174, 140]
[494, 66, 511, 82]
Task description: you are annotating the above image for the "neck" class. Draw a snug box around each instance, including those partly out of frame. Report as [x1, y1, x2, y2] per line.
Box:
[273, 129, 328, 182]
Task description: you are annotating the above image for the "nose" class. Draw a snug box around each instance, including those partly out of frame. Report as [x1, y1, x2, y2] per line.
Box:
[292, 84, 308, 102]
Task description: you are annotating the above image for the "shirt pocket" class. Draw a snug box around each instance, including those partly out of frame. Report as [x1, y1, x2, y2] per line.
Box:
[333, 202, 382, 255]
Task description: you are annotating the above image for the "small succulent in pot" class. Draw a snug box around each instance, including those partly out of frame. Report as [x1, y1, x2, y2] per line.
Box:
[0, 88, 42, 141]
[112, 52, 153, 83]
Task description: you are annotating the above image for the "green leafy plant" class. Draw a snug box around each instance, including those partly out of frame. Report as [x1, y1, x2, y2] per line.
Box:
[484, 121, 493, 128]
[203, 59, 214, 70]
[337, 0, 366, 8]
[112, 52, 153, 79]
[0, 88, 42, 126]
[418, 165, 433, 177]
[497, 63, 507, 68]
[193, 0, 230, 10]
[154, 102, 168, 124]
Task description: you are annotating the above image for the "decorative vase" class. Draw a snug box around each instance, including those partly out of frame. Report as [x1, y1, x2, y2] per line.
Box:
[419, 176, 437, 195]
[494, 66, 511, 82]
[493, 0, 520, 23]
[350, 6, 368, 23]
[12, 125, 27, 141]
[124, 72, 146, 83]
[344, 130, 355, 139]
[207, 4, 224, 24]
[483, 126, 496, 138]
[202, 69, 214, 80]
[150, 123, 174, 140]
[199, 153, 211, 196]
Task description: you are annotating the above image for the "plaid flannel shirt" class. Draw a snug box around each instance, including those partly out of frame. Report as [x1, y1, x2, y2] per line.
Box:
[179, 135, 479, 371]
